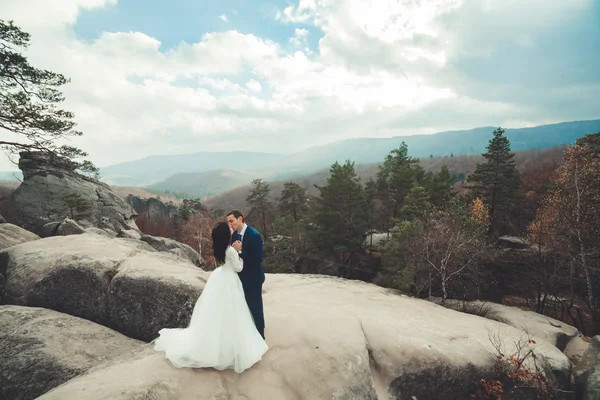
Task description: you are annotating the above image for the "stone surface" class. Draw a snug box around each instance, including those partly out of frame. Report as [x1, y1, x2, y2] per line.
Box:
[4, 152, 139, 234]
[0, 305, 142, 400]
[575, 336, 600, 400]
[117, 229, 142, 240]
[0, 234, 207, 341]
[1, 234, 576, 399]
[140, 234, 204, 267]
[31, 271, 573, 399]
[441, 299, 579, 351]
[497, 235, 530, 249]
[56, 218, 86, 236]
[0, 223, 39, 251]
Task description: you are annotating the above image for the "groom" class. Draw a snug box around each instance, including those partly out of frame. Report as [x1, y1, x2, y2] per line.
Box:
[227, 210, 266, 339]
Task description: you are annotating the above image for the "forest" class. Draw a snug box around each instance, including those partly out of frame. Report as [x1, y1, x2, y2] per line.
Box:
[137, 128, 600, 336]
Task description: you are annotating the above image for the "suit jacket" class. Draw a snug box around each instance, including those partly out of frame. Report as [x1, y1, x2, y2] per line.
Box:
[231, 225, 265, 286]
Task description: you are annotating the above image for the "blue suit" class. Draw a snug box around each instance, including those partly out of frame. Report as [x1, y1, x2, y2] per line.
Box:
[232, 225, 265, 338]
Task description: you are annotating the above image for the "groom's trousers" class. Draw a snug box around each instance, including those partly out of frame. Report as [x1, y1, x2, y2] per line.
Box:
[243, 282, 265, 339]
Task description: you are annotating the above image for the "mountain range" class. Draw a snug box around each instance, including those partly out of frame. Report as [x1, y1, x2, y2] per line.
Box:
[1, 119, 599, 197]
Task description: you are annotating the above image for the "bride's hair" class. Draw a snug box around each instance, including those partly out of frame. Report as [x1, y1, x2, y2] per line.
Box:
[211, 222, 231, 265]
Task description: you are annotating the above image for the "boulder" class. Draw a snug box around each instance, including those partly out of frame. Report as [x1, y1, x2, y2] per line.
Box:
[56, 218, 86, 236]
[364, 231, 390, 250]
[4, 151, 139, 234]
[141, 234, 204, 267]
[0, 223, 40, 251]
[575, 336, 600, 399]
[0, 305, 142, 400]
[117, 229, 142, 240]
[497, 235, 530, 249]
[38, 221, 61, 238]
[84, 227, 117, 238]
[0, 234, 208, 341]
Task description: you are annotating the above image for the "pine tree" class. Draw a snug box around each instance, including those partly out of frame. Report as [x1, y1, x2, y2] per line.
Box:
[400, 184, 431, 222]
[312, 160, 367, 270]
[427, 165, 456, 207]
[0, 20, 97, 175]
[246, 179, 271, 239]
[279, 181, 308, 222]
[375, 142, 423, 229]
[466, 127, 522, 233]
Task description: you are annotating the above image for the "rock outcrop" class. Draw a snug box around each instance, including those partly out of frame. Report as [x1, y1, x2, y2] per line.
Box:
[575, 336, 600, 400]
[0, 233, 576, 399]
[140, 234, 204, 267]
[126, 194, 177, 222]
[0, 305, 142, 400]
[0, 234, 207, 341]
[0, 223, 39, 251]
[37, 273, 573, 400]
[4, 152, 139, 234]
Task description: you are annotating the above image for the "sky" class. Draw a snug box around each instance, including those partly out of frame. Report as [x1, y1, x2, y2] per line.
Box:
[1, 0, 599, 170]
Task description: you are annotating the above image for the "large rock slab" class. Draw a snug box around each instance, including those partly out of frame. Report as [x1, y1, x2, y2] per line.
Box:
[440, 299, 580, 350]
[575, 336, 600, 400]
[141, 234, 204, 267]
[36, 275, 571, 400]
[0, 305, 142, 400]
[0, 234, 208, 340]
[4, 151, 139, 234]
[0, 223, 39, 251]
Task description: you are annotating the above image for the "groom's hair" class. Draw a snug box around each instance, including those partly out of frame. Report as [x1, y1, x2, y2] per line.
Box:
[227, 209, 244, 222]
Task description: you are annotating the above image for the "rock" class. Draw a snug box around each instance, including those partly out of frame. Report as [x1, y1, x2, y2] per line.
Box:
[364, 231, 390, 250]
[96, 217, 118, 234]
[0, 234, 208, 341]
[117, 229, 142, 240]
[38, 221, 61, 237]
[0, 305, 142, 400]
[497, 235, 530, 249]
[4, 151, 139, 234]
[565, 335, 592, 367]
[141, 234, 204, 267]
[441, 299, 579, 352]
[5, 257, 571, 400]
[56, 218, 86, 236]
[575, 336, 600, 399]
[0, 223, 40, 251]
[126, 195, 178, 221]
[84, 227, 117, 238]
[0, 214, 6, 223]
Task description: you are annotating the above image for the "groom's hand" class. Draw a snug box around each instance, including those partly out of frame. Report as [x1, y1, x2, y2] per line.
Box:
[232, 240, 242, 252]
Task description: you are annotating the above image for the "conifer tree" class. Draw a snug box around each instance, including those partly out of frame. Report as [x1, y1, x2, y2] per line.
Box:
[466, 128, 522, 233]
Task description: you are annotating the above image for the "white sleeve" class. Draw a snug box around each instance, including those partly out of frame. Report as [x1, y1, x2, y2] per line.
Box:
[225, 246, 243, 272]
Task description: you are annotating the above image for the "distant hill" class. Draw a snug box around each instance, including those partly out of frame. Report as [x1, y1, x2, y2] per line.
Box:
[146, 168, 260, 198]
[204, 146, 566, 212]
[109, 185, 183, 205]
[259, 119, 600, 179]
[96, 119, 600, 188]
[98, 151, 283, 187]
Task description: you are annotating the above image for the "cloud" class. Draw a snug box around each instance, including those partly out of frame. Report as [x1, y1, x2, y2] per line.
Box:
[219, 14, 228, 22]
[0, 0, 598, 171]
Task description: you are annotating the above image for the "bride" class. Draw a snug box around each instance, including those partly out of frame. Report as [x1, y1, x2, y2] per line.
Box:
[153, 222, 268, 373]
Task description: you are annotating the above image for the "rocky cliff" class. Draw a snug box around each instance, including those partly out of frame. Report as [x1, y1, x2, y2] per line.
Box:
[4, 152, 138, 234]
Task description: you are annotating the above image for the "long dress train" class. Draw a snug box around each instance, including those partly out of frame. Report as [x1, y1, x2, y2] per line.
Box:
[153, 246, 268, 373]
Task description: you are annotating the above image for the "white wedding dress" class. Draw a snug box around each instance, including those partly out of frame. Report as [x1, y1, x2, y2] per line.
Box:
[153, 246, 268, 373]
